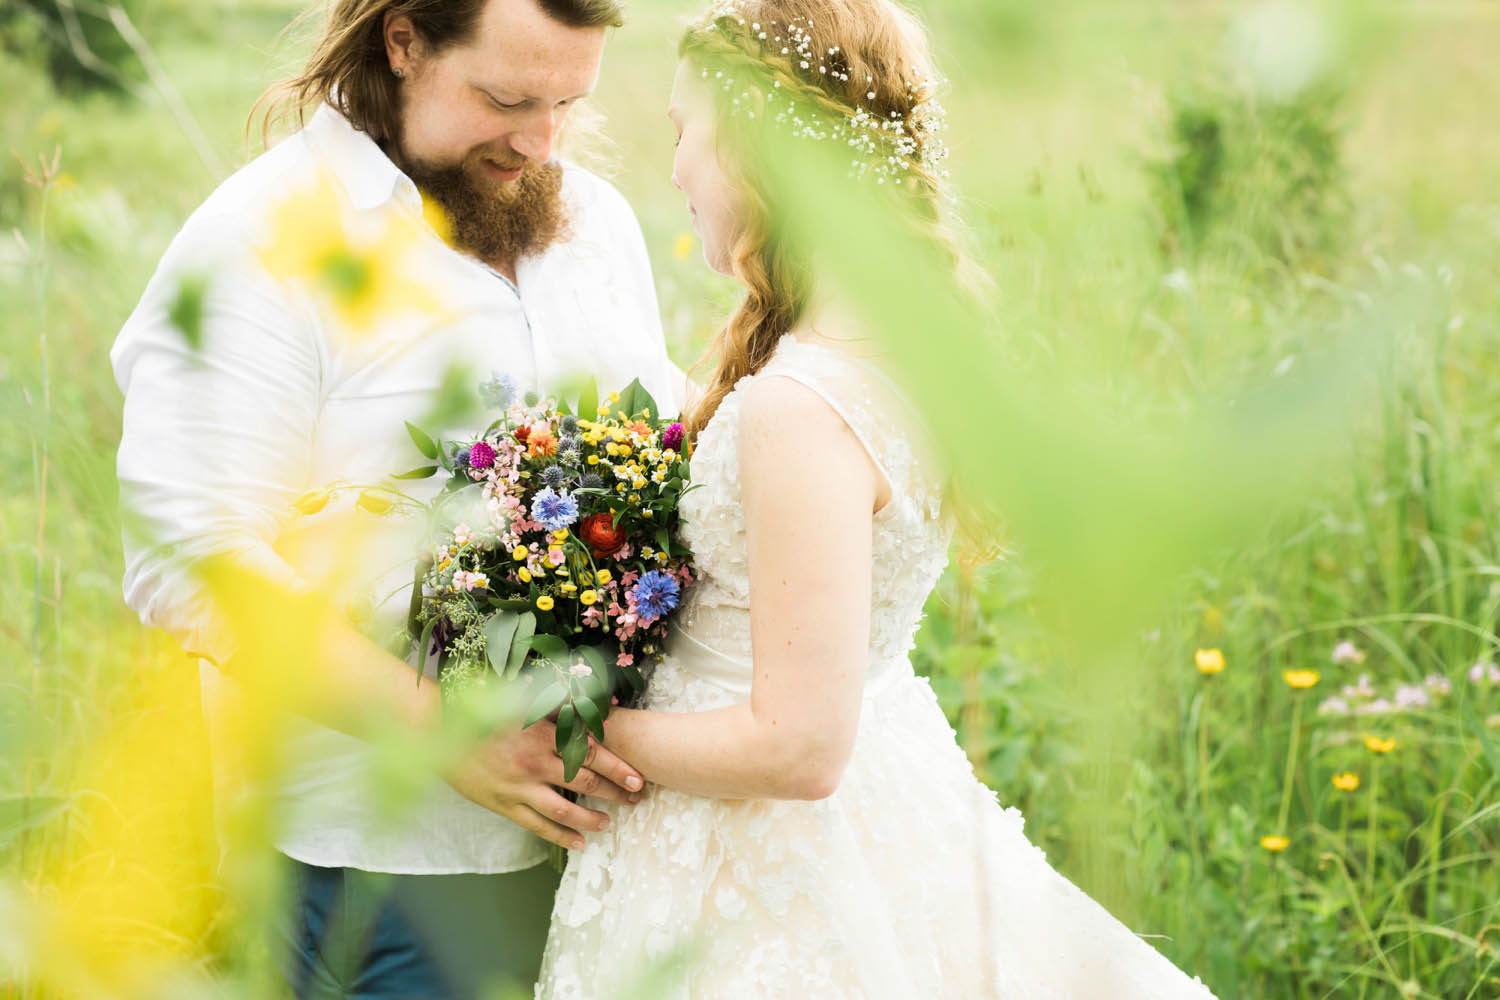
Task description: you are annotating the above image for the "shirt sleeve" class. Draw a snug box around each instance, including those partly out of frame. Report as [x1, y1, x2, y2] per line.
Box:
[111, 210, 324, 665]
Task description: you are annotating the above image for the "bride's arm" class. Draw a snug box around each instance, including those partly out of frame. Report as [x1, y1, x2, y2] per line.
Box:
[600, 373, 885, 800]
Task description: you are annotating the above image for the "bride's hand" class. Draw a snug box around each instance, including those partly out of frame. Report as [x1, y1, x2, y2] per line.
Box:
[442, 719, 644, 851]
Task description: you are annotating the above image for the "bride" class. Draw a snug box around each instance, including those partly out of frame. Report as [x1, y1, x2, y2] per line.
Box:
[537, 0, 1215, 996]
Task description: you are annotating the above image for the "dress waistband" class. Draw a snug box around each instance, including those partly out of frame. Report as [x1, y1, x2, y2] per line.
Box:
[666, 624, 913, 700]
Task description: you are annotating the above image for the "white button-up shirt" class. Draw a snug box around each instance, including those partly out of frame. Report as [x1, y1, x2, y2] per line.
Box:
[112, 104, 679, 873]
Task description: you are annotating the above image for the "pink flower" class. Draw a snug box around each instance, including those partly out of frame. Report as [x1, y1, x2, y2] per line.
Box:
[568, 662, 593, 678]
[1393, 684, 1429, 710]
[1317, 696, 1350, 717]
[662, 422, 685, 452]
[617, 652, 635, 668]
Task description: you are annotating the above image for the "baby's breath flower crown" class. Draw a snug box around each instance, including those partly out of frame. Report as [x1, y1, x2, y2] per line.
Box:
[684, 0, 950, 186]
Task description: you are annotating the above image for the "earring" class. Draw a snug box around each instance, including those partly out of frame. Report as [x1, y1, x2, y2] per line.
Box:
[392, 66, 404, 79]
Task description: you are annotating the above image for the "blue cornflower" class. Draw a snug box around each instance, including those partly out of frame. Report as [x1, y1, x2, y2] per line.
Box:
[541, 465, 569, 490]
[630, 570, 681, 622]
[478, 372, 518, 410]
[532, 488, 579, 531]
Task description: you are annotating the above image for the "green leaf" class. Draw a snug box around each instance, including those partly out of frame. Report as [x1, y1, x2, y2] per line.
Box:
[615, 378, 658, 422]
[578, 376, 599, 421]
[483, 611, 521, 676]
[530, 633, 570, 663]
[560, 720, 590, 781]
[621, 664, 645, 692]
[392, 465, 439, 480]
[656, 526, 672, 556]
[0, 796, 69, 848]
[575, 696, 606, 743]
[505, 611, 537, 677]
[356, 490, 394, 514]
[555, 704, 576, 753]
[167, 273, 208, 351]
[406, 421, 439, 460]
[523, 680, 567, 728]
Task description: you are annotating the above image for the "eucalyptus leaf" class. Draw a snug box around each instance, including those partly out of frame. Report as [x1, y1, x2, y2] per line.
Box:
[575, 696, 606, 743]
[523, 680, 567, 728]
[483, 611, 522, 677]
[614, 378, 658, 422]
[505, 611, 537, 677]
[560, 722, 590, 781]
[392, 465, 439, 480]
[555, 704, 576, 754]
[406, 421, 439, 460]
[530, 633, 570, 663]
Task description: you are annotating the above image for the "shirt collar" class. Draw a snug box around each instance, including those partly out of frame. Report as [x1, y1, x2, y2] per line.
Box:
[303, 103, 422, 213]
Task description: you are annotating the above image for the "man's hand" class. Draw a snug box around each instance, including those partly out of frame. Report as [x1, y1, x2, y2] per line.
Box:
[443, 719, 644, 851]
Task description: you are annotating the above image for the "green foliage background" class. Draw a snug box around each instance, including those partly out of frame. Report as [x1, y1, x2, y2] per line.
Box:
[3, 1, 1500, 997]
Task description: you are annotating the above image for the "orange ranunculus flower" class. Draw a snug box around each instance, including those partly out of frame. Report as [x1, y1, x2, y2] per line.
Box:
[579, 513, 626, 559]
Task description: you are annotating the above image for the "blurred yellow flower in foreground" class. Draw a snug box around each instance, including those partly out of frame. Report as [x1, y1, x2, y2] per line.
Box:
[674, 231, 696, 260]
[258, 171, 439, 333]
[1195, 648, 1225, 674]
[1331, 772, 1360, 791]
[1364, 735, 1397, 754]
[1260, 834, 1289, 852]
[1283, 669, 1320, 689]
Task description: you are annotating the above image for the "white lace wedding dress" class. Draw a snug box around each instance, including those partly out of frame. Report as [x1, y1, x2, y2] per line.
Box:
[536, 336, 1215, 999]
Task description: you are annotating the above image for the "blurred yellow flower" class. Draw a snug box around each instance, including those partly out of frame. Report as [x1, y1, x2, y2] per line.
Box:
[518, 568, 532, 583]
[420, 190, 454, 246]
[1201, 604, 1224, 636]
[512, 546, 529, 562]
[674, 231, 696, 260]
[1195, 648, 1225, 675]
[594, 569, 612, 584]
[580, 590, 598, 606]
[536, 596, 555, 611]
[1331, 772, 1360, 791]
[1364, 735, 1397, 754]
[258, 172, 440, 334]
[1260, 834, 1289, 852]
[1283, 669, 1320, 689]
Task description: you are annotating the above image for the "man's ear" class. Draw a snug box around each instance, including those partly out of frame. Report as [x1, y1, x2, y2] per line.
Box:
[384, 12, 422, 77]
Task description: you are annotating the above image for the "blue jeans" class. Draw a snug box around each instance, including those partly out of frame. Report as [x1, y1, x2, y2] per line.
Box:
[278, 856, 561, 999]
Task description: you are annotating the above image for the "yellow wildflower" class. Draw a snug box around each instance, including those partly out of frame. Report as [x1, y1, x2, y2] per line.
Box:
[512, 546, 529, 562]
[580, 590, 598, 606]
[594, 570, 612, 585]
[588, 455, 601, 465]
[1195, 648, 1225, 675]
[1364, 735, 1397, 754]
[518, 568, 532, 583]
[536, 596, 555, 611]
[1331, 772, 1359, 791]
[1283, 669, 1320, 689]
[560, 583, 578, 594]
[257, 172, 440, 334]
[1260, 835, 1289, 852]
[674, 231, 695, 260]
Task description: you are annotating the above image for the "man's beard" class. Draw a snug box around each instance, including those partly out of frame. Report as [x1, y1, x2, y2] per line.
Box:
[398, 147, 571, 265]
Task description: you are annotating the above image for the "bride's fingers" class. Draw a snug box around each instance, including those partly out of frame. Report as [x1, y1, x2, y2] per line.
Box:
[504, 802, 585, 852]
[557, 764, 634, 805]
[530, 785, 612, 835]
[582, 738, 645, 795]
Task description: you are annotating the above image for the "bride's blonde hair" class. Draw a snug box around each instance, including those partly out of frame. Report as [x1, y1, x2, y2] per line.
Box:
[677, 0, 966, 439]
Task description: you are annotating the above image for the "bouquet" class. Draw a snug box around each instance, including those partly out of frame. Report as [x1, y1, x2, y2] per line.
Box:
[399, 374, 695, 781]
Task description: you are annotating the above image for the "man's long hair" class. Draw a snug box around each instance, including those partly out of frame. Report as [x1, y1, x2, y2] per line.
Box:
[251, 0, 623, 146]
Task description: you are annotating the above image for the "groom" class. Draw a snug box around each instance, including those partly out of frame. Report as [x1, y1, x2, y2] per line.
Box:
[112, 0, 678, 994]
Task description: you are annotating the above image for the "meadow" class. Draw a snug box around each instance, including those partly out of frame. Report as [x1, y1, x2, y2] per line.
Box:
[3, 0, 1500, 996]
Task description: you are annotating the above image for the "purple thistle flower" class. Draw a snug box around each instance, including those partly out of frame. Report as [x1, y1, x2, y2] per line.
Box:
[469, 440, 496, 470]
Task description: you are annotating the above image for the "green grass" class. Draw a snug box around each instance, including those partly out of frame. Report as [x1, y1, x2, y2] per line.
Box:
[4, 1, 1500, 996]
